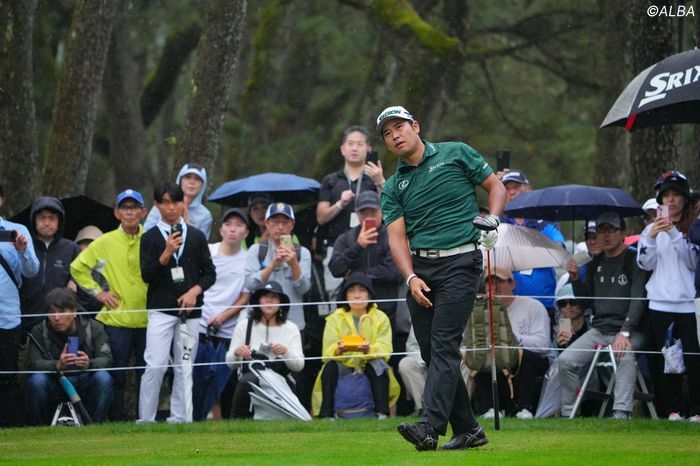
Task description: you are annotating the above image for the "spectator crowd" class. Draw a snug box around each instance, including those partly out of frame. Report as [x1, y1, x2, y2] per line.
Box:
[1, 119, 699, 427]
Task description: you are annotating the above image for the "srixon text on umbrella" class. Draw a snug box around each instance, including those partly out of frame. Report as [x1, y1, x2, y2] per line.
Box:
[639, 66, 700, 108]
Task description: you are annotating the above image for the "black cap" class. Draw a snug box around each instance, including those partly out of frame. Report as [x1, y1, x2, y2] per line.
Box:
[341, 271, 375, 299]
[355, 191, 381, 211]
[654, 171, 690, 203]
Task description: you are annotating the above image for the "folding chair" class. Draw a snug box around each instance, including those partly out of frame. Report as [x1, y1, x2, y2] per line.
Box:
[569, 344, 657, 419]
[51, 402, 82, 426]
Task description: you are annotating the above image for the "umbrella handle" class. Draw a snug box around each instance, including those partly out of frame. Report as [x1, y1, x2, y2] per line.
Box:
[485, 249, 500, 431]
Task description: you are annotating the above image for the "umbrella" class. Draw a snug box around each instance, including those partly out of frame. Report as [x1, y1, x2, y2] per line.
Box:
[481, 224, 570, 272]
[179, 317, 196, 423]
[10, 195, 119, 241]
[504, 185, 644, 221]
[192, 329, 232, 421]
[208, 173, 321, 207]
[601, 48, 700, 131]
[249, 365, 311, 421]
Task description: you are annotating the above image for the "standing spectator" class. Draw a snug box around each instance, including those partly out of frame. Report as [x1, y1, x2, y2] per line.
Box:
[194, 208, 251, 420]
[245, 193, 272, 248]
[138, 181, 216, 424]
[72, 225, 105, 313]
[20, 196, 81, 333]
[70, 189, 149, 421]
[562, 212, 648, 419]
[225, 281, 304, 418]
[26, 288, 113, 425]
[378, 106, 505, 451]
[639, 171, 700, 422]
[0, 185, 39, 427]
[499, 171, 564, 324]
[472, 268, 550, 419]
[144, 163, 213, 239]
[244, 203, 311, 331]
[316, 126, 384, 301]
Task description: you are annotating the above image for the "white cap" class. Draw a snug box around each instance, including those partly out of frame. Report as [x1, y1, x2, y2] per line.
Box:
[642, 198, 659, 212]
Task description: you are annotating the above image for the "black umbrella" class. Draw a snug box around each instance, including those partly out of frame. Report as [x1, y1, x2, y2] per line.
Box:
[11, 195, 119, 241]
[601, 48, 700, 131]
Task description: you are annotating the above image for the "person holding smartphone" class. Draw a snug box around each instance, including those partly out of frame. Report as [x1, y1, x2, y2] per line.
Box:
[138, 181, 216, 424]
[641, 171, 700, 422]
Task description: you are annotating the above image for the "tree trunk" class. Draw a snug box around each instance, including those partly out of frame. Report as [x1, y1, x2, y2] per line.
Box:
[628, 0, 682, 202]
[103, 5, 150, 196]
[0, 0, 39, 215]
[690, 0, 700, 187]
[173, 0, 247, 179]
[594, 0, 629, 190]
[42, 0, 119, 197]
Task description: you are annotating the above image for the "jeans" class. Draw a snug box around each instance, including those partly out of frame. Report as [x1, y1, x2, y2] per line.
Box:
[104, 325, 146, 421]
[26, 371, 113, 425]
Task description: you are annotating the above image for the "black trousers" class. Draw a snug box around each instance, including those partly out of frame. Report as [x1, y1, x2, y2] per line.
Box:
[318, 360, 390, 417]
[0, 325, 21, 427]
[649, 310, 700, 417]
[407, 251, 482, 436]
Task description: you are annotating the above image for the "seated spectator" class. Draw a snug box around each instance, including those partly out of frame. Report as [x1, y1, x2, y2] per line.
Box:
[26, 288, 113, 425]
[554, 284, 588, 349]
[472, 268, 550, 419]
[225, 281, 304, 418]
[313, 272, 398, 419]
[564, 211, 647, 420]
[398, 327, 426, 416]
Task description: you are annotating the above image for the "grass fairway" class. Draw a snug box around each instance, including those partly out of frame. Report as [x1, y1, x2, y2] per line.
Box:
[1, 417, 699, 465]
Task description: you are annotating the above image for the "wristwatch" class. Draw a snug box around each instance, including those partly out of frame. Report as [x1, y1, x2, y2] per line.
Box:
[619, 331, 630, 338]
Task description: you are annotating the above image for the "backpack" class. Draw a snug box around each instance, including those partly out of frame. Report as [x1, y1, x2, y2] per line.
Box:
[257, 240, 302, 269]
[463, 297, 519, 374]
[333, 372, 375, 419]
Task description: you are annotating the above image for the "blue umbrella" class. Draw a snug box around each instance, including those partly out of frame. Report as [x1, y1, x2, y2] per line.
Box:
[504, 184, 644, 221]
[209, 173, 321, 207]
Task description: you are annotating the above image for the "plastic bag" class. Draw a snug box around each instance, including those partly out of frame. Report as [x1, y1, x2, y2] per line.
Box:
[662, 322, 686, 375]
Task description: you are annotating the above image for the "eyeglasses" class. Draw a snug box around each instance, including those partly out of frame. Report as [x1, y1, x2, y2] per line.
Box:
[595, 226, 621, 235]
[557, 299, 578, 307]
[117, 204, 143, 212]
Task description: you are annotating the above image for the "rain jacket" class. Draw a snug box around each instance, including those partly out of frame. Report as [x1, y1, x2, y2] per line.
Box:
[311, 304, 400, 415]
[143, 163, 213, 238]
[20, 197, 81, 332]
[27, 314, 112, 372]
[70, 225, 148, 328]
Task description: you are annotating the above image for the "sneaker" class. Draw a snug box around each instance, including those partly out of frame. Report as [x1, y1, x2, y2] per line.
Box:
[439, 425, 489, 450]
[377, 413, 387, 420]
[668, 412, 685, 421]
[516, 409, 534, 420]
[612, 410, 631, 420]
[687, 415, 700, 423]
[397, 422, 439, 451]
[481, 408, 495, 419]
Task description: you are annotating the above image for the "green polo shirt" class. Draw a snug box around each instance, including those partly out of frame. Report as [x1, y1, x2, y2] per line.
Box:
[381, 140, 493, 250]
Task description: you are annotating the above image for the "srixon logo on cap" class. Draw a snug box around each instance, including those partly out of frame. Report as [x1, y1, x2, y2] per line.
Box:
[639, 66, 700, 108]
[380, 109, 403, 120]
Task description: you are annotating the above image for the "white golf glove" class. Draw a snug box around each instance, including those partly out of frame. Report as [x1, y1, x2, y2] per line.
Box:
[479, 230, 498, 251]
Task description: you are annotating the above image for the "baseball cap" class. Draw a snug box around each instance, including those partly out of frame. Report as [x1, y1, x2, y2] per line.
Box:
[584, 220, 597, 236]
[355, 191, 381, 211]
[488, 267, 513, 281]
[265, 202, 295, 221]
[376, 106, 414, 134]
[222, 208, 248, 224]
[75, 225, 103, 244]
[116, 189, 145, 207]
[501, 171, 530, 185]
[596, 211, 625, 230]
[654, 170, 690, 202]
[642, 198, 659, 212]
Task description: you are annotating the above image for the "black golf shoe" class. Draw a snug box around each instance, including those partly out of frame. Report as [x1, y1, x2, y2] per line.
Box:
[439, 425, 489, 450]
[397, 421, 439, 451]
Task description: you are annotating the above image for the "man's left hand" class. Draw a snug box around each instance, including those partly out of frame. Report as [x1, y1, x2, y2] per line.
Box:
[479, 230, 498, 251]
[364, 161, 385, 187]
[177, 287, 201, 312]
[612, 333, 631, 359]
[73, 351, 90, 370]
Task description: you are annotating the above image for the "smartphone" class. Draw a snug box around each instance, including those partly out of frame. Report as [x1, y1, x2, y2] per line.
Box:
[496, 150, 511, 172]
[280, 234, 293, 247]
[67, 336, 79, 355]
[366, 151, 379, 165]
[657, 205, 669, 219]
[559, 318, 572, 334]
[0, 230, 17, 242]
[363, 218, 377, 230]
[171, 223, 183, 236]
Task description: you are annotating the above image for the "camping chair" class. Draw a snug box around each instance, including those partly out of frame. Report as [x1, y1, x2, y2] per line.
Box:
[569, 344, 657, 419]
[51, 401, 82, 426]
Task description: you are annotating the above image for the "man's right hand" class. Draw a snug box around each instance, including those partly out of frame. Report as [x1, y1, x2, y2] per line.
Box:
[339, 190, 355, 207]
[357, 222, 378, 248]
[165, 231, 184, 254]
[556, 329, 572, 347]
[566, 258, 579, 281]
[97, 291, 120, 309]
[12, 232, 28, 252]
[409, 276, 432, 308]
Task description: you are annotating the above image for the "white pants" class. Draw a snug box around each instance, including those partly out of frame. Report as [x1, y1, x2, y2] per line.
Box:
[138, 311, 199, 423]
[398, 357, 427, 410]
[322, 245, 343, 313]
[695, 298, 700, 350]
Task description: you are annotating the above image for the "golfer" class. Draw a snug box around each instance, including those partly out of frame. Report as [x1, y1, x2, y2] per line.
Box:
[378, 106, 505, 451]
